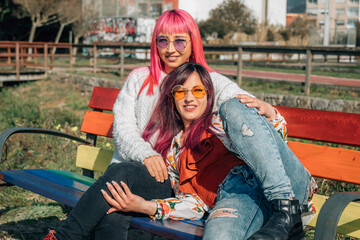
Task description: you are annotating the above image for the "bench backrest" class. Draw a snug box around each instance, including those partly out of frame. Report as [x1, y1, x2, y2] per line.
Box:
[80, 86, 120, 138]
[78, 87, 360, 185]
[276, 106, 360, 185]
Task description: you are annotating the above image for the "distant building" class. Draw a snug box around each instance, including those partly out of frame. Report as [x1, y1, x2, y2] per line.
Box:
[180, 0, 287, 26]
[84, 0, 178, 18]
[306, 0, 359, 45]
[286, 13, 306, 26]
[242, 0, 287, 26]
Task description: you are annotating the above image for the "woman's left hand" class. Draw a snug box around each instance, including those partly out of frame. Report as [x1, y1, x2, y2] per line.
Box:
[101, 181, 157, 215]
[235, 94, 276, 120]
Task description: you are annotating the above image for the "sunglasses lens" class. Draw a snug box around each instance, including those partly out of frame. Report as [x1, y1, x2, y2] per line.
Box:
[156, 37, 168, 49]
[172, 85, 186, 100]
[174, 39, 187, 51]
[174, 90, 186, 100]
[192, 86, 206, 98]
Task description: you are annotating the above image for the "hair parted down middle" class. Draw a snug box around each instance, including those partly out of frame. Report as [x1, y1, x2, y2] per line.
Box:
[142, 62, 215, 159]
[138, 9, 213, 96]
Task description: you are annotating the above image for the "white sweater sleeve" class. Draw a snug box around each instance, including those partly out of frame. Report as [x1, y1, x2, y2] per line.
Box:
[210, 72, 254, 111]
[112, 69, 160, 162]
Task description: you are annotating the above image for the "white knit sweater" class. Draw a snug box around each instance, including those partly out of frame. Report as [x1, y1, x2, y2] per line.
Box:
[111, 66, 251, 163]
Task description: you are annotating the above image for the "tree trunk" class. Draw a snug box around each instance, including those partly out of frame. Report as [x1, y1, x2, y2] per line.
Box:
[28, 21, 37, 43]
[71, 36, 80, 64]
[53, 23, 66, 54]
[27, 21, 37, 60]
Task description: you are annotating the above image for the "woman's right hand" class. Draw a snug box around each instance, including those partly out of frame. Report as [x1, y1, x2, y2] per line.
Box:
[102, 181, 157, 215]
[143, 155, 168, 183]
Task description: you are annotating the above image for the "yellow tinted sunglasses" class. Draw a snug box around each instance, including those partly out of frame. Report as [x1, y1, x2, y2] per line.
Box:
[171, 85, 207, 100]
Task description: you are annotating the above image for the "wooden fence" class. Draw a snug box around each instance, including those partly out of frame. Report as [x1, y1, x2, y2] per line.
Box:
[1, 41, 360, 93]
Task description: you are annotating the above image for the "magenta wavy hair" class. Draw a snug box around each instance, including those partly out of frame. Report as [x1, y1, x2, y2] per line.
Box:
[142, 62, 215, 159]
[139, 9, 213, 96]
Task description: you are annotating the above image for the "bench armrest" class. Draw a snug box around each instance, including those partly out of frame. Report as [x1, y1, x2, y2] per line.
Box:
[0, 127, 91, 164]
[314, 191, 360, 240]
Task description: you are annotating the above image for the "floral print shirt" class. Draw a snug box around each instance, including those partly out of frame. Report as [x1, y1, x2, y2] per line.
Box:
[151, 110, 290, 220]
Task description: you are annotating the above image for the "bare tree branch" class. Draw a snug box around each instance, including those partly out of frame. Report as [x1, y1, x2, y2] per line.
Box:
[13, 0, 60, 42]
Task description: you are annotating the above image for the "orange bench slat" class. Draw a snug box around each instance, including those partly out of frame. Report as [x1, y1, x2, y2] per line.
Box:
[276, 106, 360, 146]
[88, 86, 121, 111]
[289, 141, 360, 184]
[80, 111, 113, 137]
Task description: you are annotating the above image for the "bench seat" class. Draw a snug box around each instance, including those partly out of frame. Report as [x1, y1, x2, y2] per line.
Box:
[0, 169, 204, 240]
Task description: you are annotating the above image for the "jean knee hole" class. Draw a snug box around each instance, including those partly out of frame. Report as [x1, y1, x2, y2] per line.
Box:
[208, 208, 238, 220]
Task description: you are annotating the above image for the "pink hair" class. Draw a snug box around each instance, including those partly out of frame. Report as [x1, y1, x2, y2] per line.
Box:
[139, 9, 213, 95]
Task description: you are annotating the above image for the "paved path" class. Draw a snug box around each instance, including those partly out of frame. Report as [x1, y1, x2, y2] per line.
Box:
[54, 64, 360, 89]
[213, 68, 360, 88]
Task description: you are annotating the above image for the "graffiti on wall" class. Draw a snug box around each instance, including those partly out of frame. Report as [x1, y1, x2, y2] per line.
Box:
[83, 17, 156, 43]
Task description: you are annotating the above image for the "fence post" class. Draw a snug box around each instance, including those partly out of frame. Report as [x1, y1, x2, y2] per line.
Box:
[34, 47, 38, 64]
[69, 45, 73, 71]
[16, 42, 20, 81]
[282, 53, 285, 64]
[120, 45, 124, 78]
[7, 46, 11, 64]
[44, 43, 48, 78]
[93, 45, 97, 73]
[237, 47, 243, 87]
[304, 49, 312, 95]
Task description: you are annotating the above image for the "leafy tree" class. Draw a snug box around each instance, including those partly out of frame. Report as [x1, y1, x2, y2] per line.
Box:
[289, 17, 310, 46]
[266, 29, 275, 41]
[0, 0, 31, 40]
[13, 0, 59, 43]
[53, 0, 81, 53]
[0, 0, 12, 21]
[278, 27, 291, 44]
[198, 0, 256, 39]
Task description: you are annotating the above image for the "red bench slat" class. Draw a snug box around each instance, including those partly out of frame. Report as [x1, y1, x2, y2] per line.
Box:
[88, 86, 121, 111]
[276, 106, 360, 146]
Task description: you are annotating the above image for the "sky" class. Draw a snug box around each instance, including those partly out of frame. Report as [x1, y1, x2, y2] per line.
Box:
[178, 0, 224, 21]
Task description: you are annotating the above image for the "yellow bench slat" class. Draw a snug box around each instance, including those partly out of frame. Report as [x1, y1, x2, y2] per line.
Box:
[76, 145, 113, 173]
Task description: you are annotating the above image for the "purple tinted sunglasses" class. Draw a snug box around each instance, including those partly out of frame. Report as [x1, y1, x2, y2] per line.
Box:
[155, 36, 190, 51]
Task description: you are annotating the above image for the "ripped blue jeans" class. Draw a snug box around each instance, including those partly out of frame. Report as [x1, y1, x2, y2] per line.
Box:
[203, 99, 310, 240]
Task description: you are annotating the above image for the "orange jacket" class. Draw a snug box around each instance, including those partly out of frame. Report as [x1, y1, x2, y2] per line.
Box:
[178, 131, 244, 207]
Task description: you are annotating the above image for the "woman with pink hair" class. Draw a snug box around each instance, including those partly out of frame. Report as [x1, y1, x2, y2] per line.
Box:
[44, 9, 307, 240]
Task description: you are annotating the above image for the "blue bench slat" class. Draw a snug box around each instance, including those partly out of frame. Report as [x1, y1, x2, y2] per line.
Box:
[48, 169, 96, 186]
[131, 217, 203, 240]
[24, 169, 90, 192]
[180, 219, 205, 227]
[0, 170, 83, 207]
[1, 169, 205, 239]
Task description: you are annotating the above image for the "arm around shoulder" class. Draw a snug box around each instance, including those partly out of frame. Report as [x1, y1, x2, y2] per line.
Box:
[112, 68, 160, 162]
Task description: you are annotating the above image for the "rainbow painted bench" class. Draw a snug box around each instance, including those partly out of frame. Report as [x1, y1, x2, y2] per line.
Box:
[1, 86, 359, 240]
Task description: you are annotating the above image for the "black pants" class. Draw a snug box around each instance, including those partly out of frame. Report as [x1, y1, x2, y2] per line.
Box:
[55, 162, 173, 240]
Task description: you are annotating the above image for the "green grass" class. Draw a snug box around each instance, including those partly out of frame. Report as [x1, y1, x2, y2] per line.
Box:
[241, 80, 359, 101]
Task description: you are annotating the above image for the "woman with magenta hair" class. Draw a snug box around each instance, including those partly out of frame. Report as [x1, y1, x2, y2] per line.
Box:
[101, 62, 316, 240]
[44, 9, 315, 240]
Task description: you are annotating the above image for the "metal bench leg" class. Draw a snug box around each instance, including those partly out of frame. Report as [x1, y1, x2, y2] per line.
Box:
[314, 191, 360, 240]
